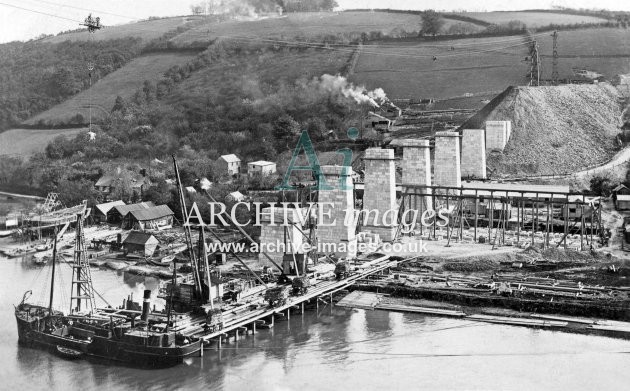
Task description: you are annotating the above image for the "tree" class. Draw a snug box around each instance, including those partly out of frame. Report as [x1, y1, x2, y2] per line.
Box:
[590, 175, 613, 197]
[420, 10, 444, 37]
[273, 114, 300, 148]
[111, 95, 127, 113]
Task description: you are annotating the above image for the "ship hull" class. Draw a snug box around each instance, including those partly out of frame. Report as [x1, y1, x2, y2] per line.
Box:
[15, 306, 200, 368]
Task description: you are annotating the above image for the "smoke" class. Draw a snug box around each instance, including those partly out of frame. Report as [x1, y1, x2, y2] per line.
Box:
[312, 74, 388, 107]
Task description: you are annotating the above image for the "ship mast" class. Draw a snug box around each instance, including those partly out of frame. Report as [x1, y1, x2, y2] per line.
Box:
[48, 228, 58, 315]
[69, 213, 96, 314]
[171, 155, 203, 299]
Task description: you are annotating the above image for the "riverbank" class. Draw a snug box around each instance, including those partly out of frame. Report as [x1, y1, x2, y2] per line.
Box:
[337, 290, 630, 340]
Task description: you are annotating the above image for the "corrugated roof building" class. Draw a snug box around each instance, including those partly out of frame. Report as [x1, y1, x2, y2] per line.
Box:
[122, 231, 159, 257]
[107, 201, 155, 224]
[123, 205, 174, 230]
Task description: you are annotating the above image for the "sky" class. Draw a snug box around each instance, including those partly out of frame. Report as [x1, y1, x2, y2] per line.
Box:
[1, 0, 630, 43]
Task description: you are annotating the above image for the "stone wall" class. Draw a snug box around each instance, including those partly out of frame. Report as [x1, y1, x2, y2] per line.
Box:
[461, 129, 487, 179]
[485, 120, 511, 151]
[363, 148, 397, 241]
[434, 131, 461, 188]
[258, 207, 305, 264]
[317, 165, 357, 257]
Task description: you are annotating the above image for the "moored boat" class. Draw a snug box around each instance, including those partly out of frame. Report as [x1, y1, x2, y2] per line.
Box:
[15, 213, 202, 368]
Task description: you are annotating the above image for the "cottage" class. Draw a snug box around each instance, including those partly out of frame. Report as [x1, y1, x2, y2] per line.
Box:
[218, 154, 242, 176]
[617, 195, 630, 211]
[363, 111, 391, 133]
[247, 161, 277, 177]
[93, 200, 125, 223]
[94, 175, 116, 195]
[122, 231, 159, 257]
[122, 205, 174, 230]
[95, 175, 148, 202]
[107, 202, 155, 224]
[379, 101, 402, 120]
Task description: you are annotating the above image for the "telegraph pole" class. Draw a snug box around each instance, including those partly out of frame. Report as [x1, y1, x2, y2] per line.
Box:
[551, 30, 559, 85]
[529, 40, 540, 86]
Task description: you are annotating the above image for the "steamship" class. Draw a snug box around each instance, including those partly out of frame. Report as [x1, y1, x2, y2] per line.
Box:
[14, 212, 202, 368]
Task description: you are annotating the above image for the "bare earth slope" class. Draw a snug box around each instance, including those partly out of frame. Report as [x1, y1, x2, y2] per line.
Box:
[484, 84, 622, 176]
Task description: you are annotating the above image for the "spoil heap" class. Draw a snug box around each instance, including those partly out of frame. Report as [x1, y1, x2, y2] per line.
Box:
[465, 84, 623, 176]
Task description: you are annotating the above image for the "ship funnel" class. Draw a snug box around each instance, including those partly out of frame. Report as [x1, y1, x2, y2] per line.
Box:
[141, 289, 151, 321]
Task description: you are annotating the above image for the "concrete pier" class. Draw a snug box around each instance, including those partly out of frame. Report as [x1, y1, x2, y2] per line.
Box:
[363, 148, 397, 241]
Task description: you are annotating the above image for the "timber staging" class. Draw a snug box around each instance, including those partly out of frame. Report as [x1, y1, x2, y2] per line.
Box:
[101, 255, 400, 350]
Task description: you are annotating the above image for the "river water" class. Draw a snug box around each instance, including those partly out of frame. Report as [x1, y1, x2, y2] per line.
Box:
[1, 252, 630, 390]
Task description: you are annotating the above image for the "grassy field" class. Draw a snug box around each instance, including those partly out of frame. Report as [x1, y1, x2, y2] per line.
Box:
[0, 128, 86, 157]
[170, 11, 483, 45]
[453, 11, 608, 27]
[351, 35, 530, 101]
[43, 17, 197, 43]
[25, 52, 196, 126]
[166, 47, 353, 104]
[536, 28, 630, 81]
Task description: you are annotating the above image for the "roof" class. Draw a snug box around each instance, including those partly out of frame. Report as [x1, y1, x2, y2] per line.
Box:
[94, 200, 125, 216]
[228, 191, 245, 201]
[366, 111, 390, 121]
[613, 184, 629, 192]
[128, 205, 174, 221]
[199, 177, 212, 190]
[95, 175, 115, 187]
[111, 201, 155, 216]
[123, 231, 157, 245]
[247, 160, 276, 167]
[219, 154, 241, 163]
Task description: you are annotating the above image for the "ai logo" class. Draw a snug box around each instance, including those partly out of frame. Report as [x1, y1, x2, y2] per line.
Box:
[276, 128, 359, 191]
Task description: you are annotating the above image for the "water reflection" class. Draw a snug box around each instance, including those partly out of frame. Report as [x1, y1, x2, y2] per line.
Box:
[3, 257, 630, 391]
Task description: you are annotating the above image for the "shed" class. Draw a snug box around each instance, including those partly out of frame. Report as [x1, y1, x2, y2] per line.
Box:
[107, 202, 155, 224]
[363, 111, 391, 132]
[123, 205, 174, 230]
[247, 161, 277, 177]
[94, 200, 125, 223]
[123, 231, 159, 257]
[227, 191, 245, 202]
[218, 154, 241, 176]
[617, 195, 630, 211]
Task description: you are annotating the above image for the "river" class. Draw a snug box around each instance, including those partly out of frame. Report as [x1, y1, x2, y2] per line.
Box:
[1, 253, 630, 390]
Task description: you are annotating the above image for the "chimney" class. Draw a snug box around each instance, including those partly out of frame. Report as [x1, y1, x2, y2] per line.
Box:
[141, 290, 151, 321]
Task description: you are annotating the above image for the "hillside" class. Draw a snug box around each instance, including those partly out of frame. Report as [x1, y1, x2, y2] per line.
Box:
[351, 36, 530, 101]
[452, 11, 609, 27]
[537, 28, 630, 81]
[42, 16, 197, 43]
[471, 84, 623, 176]
[24, 52, 198, 126]
[0, 127, 86, 157]
[170, 11, 484, 45]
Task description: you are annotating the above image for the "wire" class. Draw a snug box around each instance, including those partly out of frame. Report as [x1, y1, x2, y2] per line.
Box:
[184, 33, 532, 59]
[25, 0, 139, 20]
[0, 1, 82, 23]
